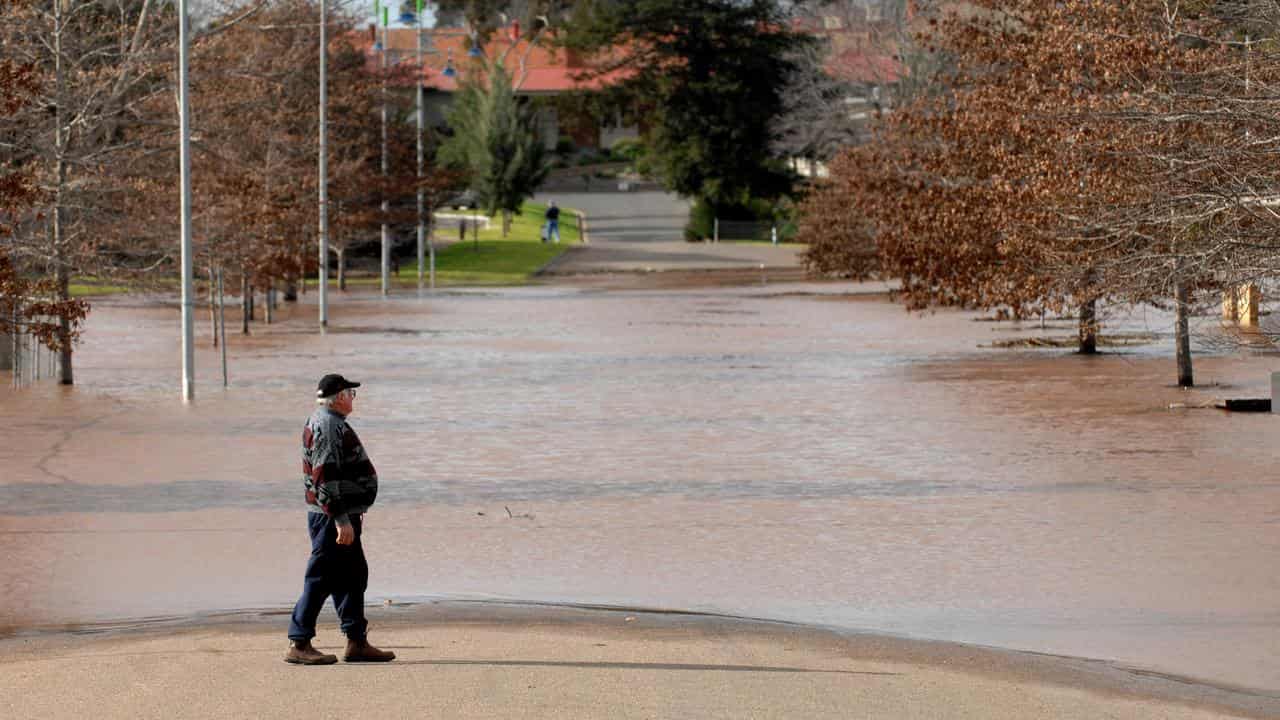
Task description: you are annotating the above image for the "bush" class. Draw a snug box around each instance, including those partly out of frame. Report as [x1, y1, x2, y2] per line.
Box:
[770, 198, 801, 242]
[684, 198, 716, 242]
[609, 137, 645, 163]
[776, 219, 799, 242]
[683, 197, 801, 242]
[554, 136, 575, 156]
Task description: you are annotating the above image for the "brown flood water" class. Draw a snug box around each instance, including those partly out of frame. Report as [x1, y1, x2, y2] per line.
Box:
[1, 282, 1278, 693]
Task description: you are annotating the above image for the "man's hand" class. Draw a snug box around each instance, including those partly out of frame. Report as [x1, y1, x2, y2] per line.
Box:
[336, 522, 355, 546]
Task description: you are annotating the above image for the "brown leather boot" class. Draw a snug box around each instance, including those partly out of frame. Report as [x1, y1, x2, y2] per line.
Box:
[284, 640, 338, 665]
[343, 637, 396, 662]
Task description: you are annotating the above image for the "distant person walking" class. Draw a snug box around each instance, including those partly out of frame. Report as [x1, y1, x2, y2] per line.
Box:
[543, 201, 562, 244]
[286, 374, 396, 665]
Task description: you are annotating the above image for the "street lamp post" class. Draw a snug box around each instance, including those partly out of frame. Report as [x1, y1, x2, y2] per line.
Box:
[415, 2, 434, 291]
[319, 0, 329, 328]
[379, 3, 390, 297]
[178, 0, 195, 402]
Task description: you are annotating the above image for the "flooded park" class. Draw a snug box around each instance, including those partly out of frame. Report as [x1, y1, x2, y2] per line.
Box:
[1, 278, 1278, 697]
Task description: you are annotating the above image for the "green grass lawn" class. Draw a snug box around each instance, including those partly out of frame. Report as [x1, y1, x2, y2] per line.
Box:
[395, 200, 581, 286]
[308, 201, 582, 289]
[69, 280, 134, 298]
[69, 202, 581, 297]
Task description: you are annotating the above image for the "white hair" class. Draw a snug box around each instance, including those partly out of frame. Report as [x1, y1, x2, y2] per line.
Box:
[317, 388, 353, 407]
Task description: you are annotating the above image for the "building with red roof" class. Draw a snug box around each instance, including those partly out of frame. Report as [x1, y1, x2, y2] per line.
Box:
[360, 25, 638, 150]
[355, 4, 916, 167]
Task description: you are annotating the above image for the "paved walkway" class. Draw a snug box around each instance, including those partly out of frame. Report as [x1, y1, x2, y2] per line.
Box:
[533, 190, 805, 274]
[0, 604, 1263, 720]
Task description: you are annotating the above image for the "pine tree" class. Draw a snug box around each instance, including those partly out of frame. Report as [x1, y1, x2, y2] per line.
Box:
[566, 0, 814, 214]
[441, 61, 549, 236]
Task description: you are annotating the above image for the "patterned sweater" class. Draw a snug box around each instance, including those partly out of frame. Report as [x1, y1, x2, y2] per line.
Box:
[301, 408, 378, 526]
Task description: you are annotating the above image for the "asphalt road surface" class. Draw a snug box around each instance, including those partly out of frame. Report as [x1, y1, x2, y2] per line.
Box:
[532, 190, 804, 273]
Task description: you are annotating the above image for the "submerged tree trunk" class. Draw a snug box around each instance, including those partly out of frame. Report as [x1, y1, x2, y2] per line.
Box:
[1077, 298, 1098, 355]
[55, 258, 72, 385]
[1175, 278, 1193, 387]
[241, 272, 250, 335]
[11, 306, 19, 387]
[216, 268, 227, 387]
[54, 3, 72, 386]
[209, 267, 218, 347]
[294, 237, 306, 298]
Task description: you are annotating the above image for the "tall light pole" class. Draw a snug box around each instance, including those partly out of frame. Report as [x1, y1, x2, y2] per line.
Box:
[379, 2, 390, 297]
[318, 0, 329, 328]
[178, 0, 195, 402]
[415, 1, 433, 291]
[399, 3, 431, 294]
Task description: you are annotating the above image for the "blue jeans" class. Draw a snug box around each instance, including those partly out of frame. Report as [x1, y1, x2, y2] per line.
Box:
[288, 512, 368, 642]
[546, 219, 561, 243]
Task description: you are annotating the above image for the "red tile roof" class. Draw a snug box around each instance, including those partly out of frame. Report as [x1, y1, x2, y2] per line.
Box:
[360, 25, 898, 90]
[358, 28, 631, 93]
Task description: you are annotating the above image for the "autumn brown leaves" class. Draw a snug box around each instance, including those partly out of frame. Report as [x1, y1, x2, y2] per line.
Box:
[0, 0, 461, 383]
[0, 6, 87, 359]
[800, 1, 1280, 385]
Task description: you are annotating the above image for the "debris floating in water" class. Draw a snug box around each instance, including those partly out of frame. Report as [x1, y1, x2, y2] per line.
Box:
[1214, 398, 1272, 413]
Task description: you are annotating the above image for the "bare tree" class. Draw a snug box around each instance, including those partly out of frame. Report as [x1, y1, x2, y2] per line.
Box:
[0, 12, 88, 353]
[434, 0, 572, 38]
[0, 0, 175, 384]
[801, 0, 1280, 385]
[774, 0, 947, 165]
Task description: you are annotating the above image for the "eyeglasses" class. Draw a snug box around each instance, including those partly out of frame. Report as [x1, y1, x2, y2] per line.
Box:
[347, 389, 357, 399]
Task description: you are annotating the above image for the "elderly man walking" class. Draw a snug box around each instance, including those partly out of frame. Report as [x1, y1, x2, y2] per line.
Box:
[286, 373, 395, 665]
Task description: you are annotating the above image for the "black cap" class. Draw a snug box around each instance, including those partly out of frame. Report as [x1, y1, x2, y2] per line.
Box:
[317, 373, 361, 398]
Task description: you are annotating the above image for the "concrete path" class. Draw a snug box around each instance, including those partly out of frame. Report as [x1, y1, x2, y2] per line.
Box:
[533, 190, 806, 274]
[0, 604, 1264, 720]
